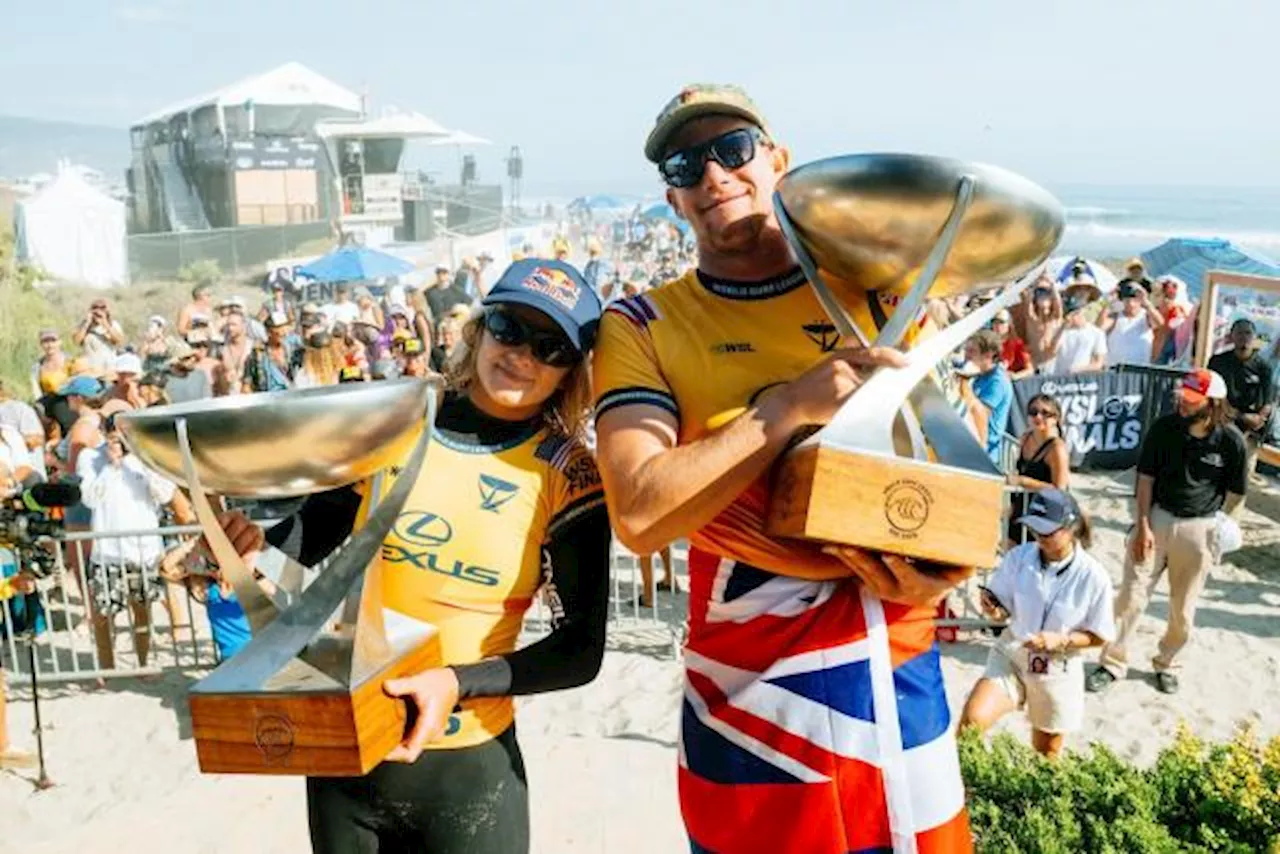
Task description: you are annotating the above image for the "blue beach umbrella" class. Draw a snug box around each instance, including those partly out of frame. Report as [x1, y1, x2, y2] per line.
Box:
[1139, 237, 1280, 297]
[297, 246, 414, 284]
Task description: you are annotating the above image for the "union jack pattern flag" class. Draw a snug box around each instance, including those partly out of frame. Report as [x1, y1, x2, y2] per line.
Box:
[679, 548, 972, 854]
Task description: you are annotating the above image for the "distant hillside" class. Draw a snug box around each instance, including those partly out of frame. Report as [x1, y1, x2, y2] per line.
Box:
[0, 115, 129, 181]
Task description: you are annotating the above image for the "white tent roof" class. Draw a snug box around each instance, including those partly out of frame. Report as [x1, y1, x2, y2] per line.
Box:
[15, 164, 127, 289]
[136, 62, 361, 126]
[315, 109, 452, 141]
[428, 129, 492, 146]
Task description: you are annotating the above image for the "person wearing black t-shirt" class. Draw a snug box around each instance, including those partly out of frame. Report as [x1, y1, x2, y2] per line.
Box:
[1088, 368, 1246, 696]
[1207, 318, 1275, 501]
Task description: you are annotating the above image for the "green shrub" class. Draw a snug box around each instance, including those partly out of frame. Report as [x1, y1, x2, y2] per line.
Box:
[960, 724, 1280, 853]
[176, 259, 221, 289]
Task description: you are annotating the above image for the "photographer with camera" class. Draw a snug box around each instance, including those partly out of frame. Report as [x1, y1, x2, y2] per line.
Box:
[71, 298, 125, 378]
[77, 418, 194, 671]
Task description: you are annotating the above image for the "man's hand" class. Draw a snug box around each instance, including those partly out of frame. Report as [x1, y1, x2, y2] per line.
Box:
[823, 546, 974, 608]
[775, 346, 909, 431]
[1240, 412, 1267, 432]
[383, 667, 461, 763]
[1131, 520, 1155, 563]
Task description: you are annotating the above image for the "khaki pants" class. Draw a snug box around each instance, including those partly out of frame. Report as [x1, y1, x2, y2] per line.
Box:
[1099, 505, 1218, 677]
[1234, 434, 1261, 521]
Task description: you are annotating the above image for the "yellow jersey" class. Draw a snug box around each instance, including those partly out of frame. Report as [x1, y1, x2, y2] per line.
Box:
[592, 267, 929, 580]
[351, 395, 607, 749]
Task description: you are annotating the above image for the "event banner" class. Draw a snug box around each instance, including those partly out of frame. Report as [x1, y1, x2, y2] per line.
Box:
[1008, 367, 1180, 471]
[228, 136, 323, 171]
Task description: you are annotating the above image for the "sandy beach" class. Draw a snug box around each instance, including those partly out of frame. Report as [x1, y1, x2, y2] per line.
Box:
[6, 470, 1279, 854]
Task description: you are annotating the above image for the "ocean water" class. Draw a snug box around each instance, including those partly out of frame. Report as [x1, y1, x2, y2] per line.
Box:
[1032, 183, 1280, 261]
[524, 182, 1280, 264]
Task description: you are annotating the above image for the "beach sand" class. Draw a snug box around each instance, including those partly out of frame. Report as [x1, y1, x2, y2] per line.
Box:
[6, 471, 1278, 854]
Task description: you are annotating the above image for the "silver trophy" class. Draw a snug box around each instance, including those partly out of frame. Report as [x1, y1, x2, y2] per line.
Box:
[766, 154, 1065, 568]
[119, 378, 443, 776]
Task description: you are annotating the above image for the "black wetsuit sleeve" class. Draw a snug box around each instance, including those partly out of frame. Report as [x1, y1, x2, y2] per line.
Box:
[263, 486, 362, 567]
[451, 504, 611, 699]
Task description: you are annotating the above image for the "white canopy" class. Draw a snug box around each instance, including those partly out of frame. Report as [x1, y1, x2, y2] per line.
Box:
[14, 165, 128, 289]
[428, 129, 492, 146]
[136, 62, 361, 126]
[315, 109, 453, 141]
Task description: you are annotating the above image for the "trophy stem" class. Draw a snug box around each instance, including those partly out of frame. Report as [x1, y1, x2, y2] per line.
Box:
[775, 190, 860, 341]
[776, 191, 929, 460]
[176, 417, 282, 636]
[871, 175, 975, 350]
[193, 386, 439, 694]
[822, 267, 1043, 460]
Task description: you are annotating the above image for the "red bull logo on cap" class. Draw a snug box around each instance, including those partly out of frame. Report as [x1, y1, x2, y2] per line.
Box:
[522, 266, 579, 310]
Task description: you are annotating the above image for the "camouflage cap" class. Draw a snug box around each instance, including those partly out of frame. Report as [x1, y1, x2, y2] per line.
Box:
[643, 83, 772, 163]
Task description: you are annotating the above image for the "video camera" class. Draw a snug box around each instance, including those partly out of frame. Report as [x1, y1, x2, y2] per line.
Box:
[0, 482, 81, 578]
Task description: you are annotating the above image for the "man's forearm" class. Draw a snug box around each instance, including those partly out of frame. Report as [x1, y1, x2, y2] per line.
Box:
[1136, 475, 1154, 525]
[606, 396, 799, 555]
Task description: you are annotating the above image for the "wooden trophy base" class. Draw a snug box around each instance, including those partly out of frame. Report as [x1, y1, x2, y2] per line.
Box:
[766, 442, 1005, 569]
[189, 633, 441, 777]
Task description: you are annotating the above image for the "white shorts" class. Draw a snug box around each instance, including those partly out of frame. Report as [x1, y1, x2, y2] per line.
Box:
[983, 643, 1084, 735]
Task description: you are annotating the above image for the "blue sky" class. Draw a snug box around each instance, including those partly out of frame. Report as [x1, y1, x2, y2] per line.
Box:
[3, 0, 1277, 195]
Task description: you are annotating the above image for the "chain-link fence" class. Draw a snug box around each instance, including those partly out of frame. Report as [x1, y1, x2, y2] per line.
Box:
[127, 221, 334, 281]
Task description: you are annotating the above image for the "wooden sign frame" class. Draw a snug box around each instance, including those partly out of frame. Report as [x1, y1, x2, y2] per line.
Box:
[1194, 269, 1280, 467]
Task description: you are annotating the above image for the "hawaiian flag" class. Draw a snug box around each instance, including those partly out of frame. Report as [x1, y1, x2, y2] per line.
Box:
[678, 549, 972, 854]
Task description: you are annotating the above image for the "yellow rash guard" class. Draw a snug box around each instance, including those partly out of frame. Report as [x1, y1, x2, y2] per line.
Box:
[592, 266, 936, 580]
[265, 392, 610, 750]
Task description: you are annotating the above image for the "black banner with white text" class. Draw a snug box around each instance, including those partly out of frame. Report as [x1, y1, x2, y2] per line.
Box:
[1008, 366, 1181, 470]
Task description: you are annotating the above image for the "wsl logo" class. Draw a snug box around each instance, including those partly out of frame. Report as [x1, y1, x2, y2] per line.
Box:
[478, 474, 520, 512]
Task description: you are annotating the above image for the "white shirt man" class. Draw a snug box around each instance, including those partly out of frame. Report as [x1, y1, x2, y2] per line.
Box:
[1045, 292, 1107, 375]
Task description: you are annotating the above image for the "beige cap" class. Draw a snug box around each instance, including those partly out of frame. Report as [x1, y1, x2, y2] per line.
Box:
[644, 83, 772, 163]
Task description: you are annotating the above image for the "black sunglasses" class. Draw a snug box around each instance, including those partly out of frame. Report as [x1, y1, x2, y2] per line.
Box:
[658, 127, 766, 189]
[483, 308, 580, 368]
[1028, 407, 1057, 418]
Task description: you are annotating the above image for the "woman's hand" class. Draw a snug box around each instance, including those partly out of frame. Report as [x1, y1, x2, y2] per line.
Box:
[201, 510, 264, 559]
[823, 546, 974, 608]
[383, 667, 461, 763]
[1023, 631, 1069, 652]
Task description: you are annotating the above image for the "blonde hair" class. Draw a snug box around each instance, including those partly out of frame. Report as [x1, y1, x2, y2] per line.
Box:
[301, 342, 343, 387]
[444, 313, 593, 439]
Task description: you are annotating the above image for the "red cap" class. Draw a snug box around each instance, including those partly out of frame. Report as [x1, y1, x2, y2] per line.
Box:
[1180, 368, 1227, 405]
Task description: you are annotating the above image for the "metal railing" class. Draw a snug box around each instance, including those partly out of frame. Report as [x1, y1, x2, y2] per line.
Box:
[1, 525, 221, 685]
[1, 524, 689, 688]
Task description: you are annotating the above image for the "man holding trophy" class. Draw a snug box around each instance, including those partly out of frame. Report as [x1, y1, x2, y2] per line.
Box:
[593, 85, 982, 854]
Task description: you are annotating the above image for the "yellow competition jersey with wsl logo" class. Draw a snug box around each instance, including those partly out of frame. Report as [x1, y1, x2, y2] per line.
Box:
[593, 267, 935, 580]
[357, 411, 604, 749]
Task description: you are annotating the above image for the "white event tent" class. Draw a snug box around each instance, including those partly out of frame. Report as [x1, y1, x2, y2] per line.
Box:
[14, 164, 128, 288]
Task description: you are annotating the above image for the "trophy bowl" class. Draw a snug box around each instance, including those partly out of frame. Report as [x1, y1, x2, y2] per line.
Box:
[118, 377, 444, 777]
[776, 153, 1065, 298]
[118, 378, 435, 497]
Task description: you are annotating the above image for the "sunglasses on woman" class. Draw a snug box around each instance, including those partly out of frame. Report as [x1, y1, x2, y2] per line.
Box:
[483, 308, 580, 368]
[1028, 407, 1057, 418]
[658, 127, 767, 189]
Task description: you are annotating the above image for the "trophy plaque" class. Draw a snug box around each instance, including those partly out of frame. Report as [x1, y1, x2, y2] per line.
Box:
[119, 378, 443, 776]
[766, 154, 1065, 569]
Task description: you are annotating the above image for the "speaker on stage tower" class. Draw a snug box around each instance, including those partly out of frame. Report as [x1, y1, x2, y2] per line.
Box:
[462, 154, 476, 185]
[507, 146, 523, 180]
